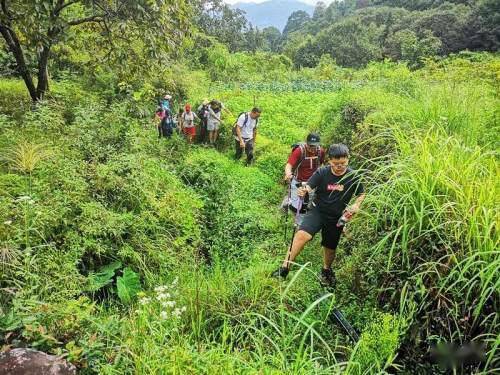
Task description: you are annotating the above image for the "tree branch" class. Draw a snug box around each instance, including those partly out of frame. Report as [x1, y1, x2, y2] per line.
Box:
[1, 0, 10, 19]
[67, 14, 105, 26]
[54, 0, 80, 16]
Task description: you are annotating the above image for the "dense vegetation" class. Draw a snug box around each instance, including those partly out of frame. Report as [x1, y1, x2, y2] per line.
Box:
[1, 0, 499, 374]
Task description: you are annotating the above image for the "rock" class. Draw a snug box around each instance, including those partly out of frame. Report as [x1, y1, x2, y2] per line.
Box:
[0, 348, 76, 375]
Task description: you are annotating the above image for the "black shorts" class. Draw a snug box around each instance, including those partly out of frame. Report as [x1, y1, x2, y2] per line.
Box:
[299, 207, 343, 250]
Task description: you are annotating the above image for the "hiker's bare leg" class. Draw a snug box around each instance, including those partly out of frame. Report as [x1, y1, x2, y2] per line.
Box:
[282, 230, 312, 268]
[214, 129, 219, 142]
[323, 247, 335, 269]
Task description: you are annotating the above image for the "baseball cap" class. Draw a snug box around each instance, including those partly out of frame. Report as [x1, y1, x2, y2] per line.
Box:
[306, 133, 321, 146]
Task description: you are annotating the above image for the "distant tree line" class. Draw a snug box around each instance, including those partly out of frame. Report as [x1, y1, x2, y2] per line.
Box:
[196, 0, 499, 69]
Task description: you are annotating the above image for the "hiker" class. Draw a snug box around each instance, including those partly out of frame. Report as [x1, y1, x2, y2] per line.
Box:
[154, 107, 165, 138]
[160, 94, 172, 112]
[233, 107, 262, 165]
[207, 100, 223, 145]
[181, 104, 198, 144]
[160, 107, 174, 138]
[175, 108, 184, 133]
[271, 144, 366, 288]
[283, 133, 325, 224]
[197, 99, 210, 144]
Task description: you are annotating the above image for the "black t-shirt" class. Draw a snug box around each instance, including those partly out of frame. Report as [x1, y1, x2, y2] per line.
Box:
[307, 166, 365, 218]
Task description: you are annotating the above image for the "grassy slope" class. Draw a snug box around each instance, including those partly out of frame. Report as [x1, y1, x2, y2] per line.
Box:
[0, 55, 498, 374]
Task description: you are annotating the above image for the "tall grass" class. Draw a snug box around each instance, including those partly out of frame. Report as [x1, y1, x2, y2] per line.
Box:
[359, 124, 498, 370]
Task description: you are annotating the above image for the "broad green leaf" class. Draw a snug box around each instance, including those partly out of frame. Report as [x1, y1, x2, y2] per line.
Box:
[87, 261, 122, 292]
[117, 267, 141, 304]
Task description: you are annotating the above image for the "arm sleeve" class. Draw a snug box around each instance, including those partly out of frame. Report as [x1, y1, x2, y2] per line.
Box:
[307, 168, 323, 190]
[287, 147, 302, 169]
[236, 114, 246, 128]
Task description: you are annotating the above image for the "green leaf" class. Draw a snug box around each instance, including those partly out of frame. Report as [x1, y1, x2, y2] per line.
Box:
[87, 261, 122, 292]
[117, 267, 141, 304]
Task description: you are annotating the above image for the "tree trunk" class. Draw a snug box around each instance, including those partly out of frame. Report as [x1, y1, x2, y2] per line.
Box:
[0, 25, 38, 101]
[36, 45, 52, 101]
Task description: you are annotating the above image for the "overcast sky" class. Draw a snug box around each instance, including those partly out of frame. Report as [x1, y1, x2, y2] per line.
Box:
[224, 0, 334, 5]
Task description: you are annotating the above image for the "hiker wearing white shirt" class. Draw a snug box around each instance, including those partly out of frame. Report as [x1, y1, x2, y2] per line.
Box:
[233, 107, 262, 165]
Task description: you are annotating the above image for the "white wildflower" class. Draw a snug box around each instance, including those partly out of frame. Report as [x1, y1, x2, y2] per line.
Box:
[154, 285, 168, 293]
[156, 293, 171, 301]
[160, 311, 168, 320]
[139, 297, 151, 305]
[172, 308, 182, 317]
[171, 277, 178, 286]
[15, 195, 31, 202]
[163, 300, 176, 308]
[3, 220, 12, 225]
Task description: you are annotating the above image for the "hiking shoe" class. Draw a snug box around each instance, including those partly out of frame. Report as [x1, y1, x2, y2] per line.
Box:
[271, 266, 289, 280]
[320, 268, 336, 289]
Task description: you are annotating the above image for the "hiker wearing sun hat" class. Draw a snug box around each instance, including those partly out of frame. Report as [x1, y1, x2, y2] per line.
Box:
[161, 94, 172, 112]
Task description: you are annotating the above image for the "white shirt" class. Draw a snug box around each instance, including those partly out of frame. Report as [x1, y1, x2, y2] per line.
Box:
[182, 112, 197, 127]
[236, 112, 258, 139]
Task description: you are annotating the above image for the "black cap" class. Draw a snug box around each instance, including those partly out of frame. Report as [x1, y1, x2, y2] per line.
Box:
[306, 133, 321, 146]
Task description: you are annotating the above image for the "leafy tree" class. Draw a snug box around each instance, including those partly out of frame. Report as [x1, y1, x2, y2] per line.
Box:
[283, 10, 311, 36]
[194, 0, 249, 52]
[0, 0, 190, 102]
[313, 1, 327, 20]
[411, 3, 471, 54]
[315, 18, 383, 67]
[466, 0, 500, 51]
[261, 26, 282, 52]
[244, 25, 266, 54]
[293, 36, 322, 68]
[386, 29, 441, 68]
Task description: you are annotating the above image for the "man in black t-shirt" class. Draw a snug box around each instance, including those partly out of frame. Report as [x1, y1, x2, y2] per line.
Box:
[271, 144, 366, 288]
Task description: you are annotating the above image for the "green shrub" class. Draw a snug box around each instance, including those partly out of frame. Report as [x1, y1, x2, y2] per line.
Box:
[348, 313, 400, 374]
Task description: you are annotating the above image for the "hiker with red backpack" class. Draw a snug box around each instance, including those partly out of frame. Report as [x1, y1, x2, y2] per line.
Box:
[233, 107, 262, 165]
[283, 133, 325, 223]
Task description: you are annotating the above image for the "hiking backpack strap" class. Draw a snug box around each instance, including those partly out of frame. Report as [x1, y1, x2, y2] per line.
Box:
[292, 144, 307, 178]
[233, 112, 250, 137]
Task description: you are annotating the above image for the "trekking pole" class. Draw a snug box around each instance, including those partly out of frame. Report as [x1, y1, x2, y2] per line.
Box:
[329, 308, 360, 343]
[284, 195, 303, 269]
[283, 180, 292, 244]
